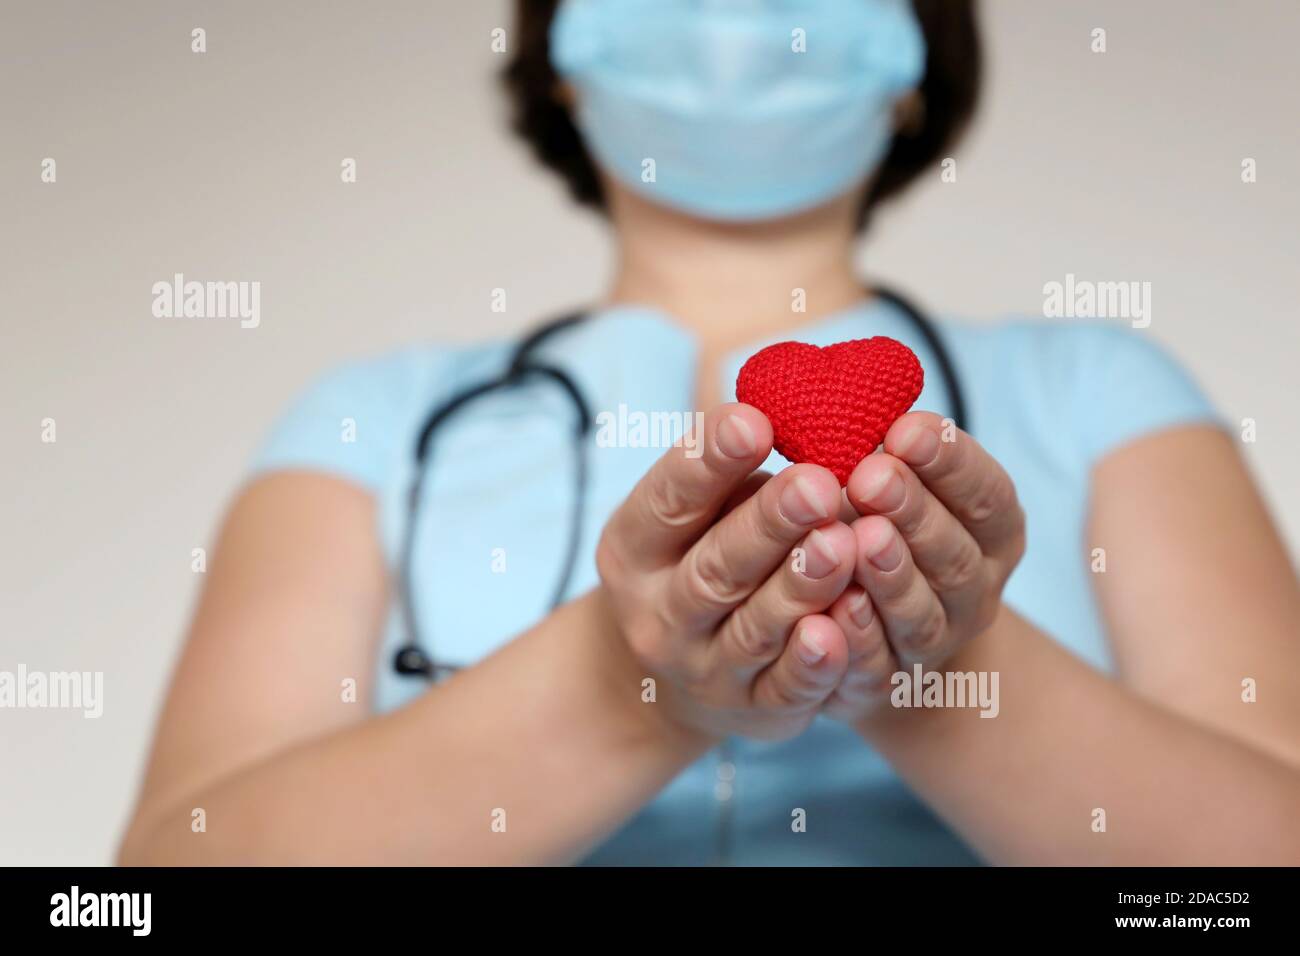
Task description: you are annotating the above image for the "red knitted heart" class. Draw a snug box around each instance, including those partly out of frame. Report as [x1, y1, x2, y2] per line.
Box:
[736, 337, 924, 486]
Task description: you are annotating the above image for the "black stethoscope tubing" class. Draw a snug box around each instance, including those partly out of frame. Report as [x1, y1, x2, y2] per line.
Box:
[391, 287, 966, 681]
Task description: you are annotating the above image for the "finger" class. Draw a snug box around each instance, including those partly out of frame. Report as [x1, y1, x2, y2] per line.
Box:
[603, 403, 772, 570]
[828, 585, 894, 671]
[847, 453, 987, 621]
[751, 614, 849, 710]
[835, 483, 861, 525]
[882, 412, 1025, 563]
[823, 585, 898, 718]
[714, 522, 856, 678]
[852, 515, 950, 665]
[720, 470, 772, 517]
[669, 463, 843, 630]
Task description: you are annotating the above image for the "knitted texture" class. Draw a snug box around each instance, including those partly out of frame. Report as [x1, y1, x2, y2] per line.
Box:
[736, 337, 924, 486]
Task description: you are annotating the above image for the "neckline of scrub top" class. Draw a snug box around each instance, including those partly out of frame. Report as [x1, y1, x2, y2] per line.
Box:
[525, 294, 904, 414]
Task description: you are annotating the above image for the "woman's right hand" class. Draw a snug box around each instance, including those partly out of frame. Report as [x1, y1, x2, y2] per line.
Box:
[596, 403, 857, 742]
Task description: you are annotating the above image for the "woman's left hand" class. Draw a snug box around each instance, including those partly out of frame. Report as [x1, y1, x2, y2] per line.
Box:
[822, 411, 1027, 720]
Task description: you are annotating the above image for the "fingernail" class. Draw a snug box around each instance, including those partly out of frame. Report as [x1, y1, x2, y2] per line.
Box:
[795, 628, 829, 666]
[859, 467, 905, 513]
[897, 425, 940, 467]
[866, 525, 903, 572]
[849, 590, 874, 629]
[780, 475, 830, 525]
[716, 414, 757, 460]
[800, 528, 840, 580]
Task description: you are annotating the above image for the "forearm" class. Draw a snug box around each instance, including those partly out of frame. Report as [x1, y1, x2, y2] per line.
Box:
[858, 605, 1300, 865]
[120, 590, 710, 865]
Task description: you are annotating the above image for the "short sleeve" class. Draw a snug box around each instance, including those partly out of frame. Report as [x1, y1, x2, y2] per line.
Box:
[1065, 322, 1226, 464]
[250, 353, 424, 492]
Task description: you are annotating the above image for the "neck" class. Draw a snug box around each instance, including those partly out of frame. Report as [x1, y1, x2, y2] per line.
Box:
[602, 185, 869, 362]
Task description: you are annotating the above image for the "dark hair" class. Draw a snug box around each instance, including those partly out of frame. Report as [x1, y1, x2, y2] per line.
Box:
[501, 0, 982, 229]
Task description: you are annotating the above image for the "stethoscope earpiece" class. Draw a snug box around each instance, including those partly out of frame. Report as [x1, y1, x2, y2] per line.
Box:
[391, 645, 436, 679]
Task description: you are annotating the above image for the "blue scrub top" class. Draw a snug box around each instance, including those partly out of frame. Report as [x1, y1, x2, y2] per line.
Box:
[252, 297, 1223, 865]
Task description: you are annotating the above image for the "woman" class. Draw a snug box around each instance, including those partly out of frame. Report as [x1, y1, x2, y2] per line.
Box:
[119, 0, 1300, 865]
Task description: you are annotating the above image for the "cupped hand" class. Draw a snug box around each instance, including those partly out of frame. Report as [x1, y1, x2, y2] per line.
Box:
[823, 411, 1027, 720]
[596, 403, 857, 742]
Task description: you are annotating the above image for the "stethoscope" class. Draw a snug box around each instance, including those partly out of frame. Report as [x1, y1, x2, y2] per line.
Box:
[391, 285, 968, 682]
[388, 285, 966, 864]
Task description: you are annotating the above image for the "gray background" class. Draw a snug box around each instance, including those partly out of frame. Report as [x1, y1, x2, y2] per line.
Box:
[2, 0, 1297, 864]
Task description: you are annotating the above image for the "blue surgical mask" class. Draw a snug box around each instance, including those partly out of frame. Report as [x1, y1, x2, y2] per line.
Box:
[550, 0, 926, 222]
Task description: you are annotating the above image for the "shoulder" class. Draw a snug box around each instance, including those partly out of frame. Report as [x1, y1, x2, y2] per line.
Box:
[950, 315, 1194, 373]
[946, 317, 1226, 468]
[250, 339, 513, 493]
